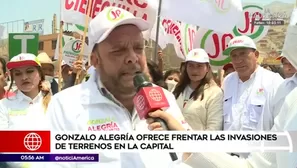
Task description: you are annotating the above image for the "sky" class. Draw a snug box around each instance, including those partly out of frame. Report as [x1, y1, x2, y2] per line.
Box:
[0, 0, 296, 37]
[0, 0, 60, 37]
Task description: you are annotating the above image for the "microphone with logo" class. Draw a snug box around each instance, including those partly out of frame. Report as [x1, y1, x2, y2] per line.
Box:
[133, 73, 178, 161]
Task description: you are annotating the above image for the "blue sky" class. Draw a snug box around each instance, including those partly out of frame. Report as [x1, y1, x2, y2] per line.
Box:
[0, 0, 60, 36]
[0, 0, 295, 37]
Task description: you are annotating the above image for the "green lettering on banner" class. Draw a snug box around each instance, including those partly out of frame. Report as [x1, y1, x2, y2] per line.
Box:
[184, 24, 190, 56]
[75, 24, 88, 33]
[8, 33, 39, 60]
[71, 40, 82, 54]
[87, 117, 116, 125]
[62, 36, 65, 47]
[183, 24, 194, 57]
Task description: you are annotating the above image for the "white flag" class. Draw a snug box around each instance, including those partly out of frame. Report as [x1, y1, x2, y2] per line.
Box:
[289, 8, 297, 25]
[54, 35, 75, 60]
[282, 26, 297, 69]
[150, 20, 169, 49]
[160, 0, 243, 33]
[61, 0, 157, 29]
[281, 8, 297, 69]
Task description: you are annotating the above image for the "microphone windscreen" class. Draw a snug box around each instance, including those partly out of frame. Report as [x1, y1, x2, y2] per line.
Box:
[133, 73, 151, 89]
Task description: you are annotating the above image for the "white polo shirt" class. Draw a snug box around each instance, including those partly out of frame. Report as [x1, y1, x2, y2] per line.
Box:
[259, 73, 297, 130]
[0, 90, 47, 130]
[44, 69, 190, 168]
[0, 90, 48, 168]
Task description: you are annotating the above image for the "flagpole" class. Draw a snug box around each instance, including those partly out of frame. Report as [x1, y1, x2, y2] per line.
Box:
[153, 0, 163, 62]
[58, 21, 64, 92]
[74, 0, 93, 85]
[58, 0, 64, 92]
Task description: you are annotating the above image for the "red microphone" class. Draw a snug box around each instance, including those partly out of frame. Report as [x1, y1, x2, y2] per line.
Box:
[133, 73, 178, 161]
[133, 73, 169, 125]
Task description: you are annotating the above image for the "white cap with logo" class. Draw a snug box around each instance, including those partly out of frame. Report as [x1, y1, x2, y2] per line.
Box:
[7, 53, 41, 70]
[88, 7, 150, 51]
[223, 35, 257, 56]
[185, 48, 210, 63]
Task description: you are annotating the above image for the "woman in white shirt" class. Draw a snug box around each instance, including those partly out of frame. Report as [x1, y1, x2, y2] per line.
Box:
[172, 48, 223, 130]
[0, 53, 51, 167]
[0, 53, 51, 130]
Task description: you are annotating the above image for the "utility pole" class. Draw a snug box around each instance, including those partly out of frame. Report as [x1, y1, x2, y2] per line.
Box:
[52, 14, 57, 34]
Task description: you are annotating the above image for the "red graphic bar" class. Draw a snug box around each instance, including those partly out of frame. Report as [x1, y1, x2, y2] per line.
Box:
[0, 131, 50, 153]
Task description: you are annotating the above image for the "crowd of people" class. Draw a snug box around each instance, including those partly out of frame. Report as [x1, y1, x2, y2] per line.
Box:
[0, 6, 296, 168]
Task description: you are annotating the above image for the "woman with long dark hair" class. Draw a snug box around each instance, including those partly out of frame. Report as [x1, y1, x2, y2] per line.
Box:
[173, 49, 223, 130]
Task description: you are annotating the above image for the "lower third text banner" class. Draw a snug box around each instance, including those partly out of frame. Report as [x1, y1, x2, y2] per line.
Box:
[0, 131, 295, 153]
[0, 154, 99, 162]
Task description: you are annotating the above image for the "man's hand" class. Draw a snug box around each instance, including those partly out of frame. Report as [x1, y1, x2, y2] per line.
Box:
[146, 110, 185, 131]
[72, 60, 83, 74]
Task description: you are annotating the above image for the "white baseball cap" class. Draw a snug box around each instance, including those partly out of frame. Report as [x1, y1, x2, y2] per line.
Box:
[185, 48, 209, 63]
[7, 53, 41, 70]
[88, 7, 150, 51]
[223, 35, 257, 56]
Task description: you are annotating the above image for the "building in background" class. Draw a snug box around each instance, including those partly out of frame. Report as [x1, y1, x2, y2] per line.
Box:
[38, 33, 58, 58]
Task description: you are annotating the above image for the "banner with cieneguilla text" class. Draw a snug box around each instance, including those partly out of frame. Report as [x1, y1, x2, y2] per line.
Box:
[62, 0, 243, 33]
[61, 0, 157, 25]
[149, 19, 197, 59]
[0, 131, 296, 162]
[194, 1, 296, 69]
[159, 19, 197, 59]
[60, 0, 244, 61]
[70, 10, 197, 60]
[61, 0, 157, 38]
[59, 0, 157, 61]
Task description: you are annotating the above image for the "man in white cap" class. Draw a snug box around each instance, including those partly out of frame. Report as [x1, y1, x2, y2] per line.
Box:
[45, 6, 190, 168]
[222, 35, 284, 158]
[259, 52, 297, 131]
[277, 53, 297, 79]
[258, 10, 297, 130]
[37, 52, 59, 94]
[152, 11, 297, 168]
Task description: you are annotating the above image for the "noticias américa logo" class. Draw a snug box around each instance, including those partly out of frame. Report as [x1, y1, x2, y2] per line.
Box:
[23, 132, 42, 151]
